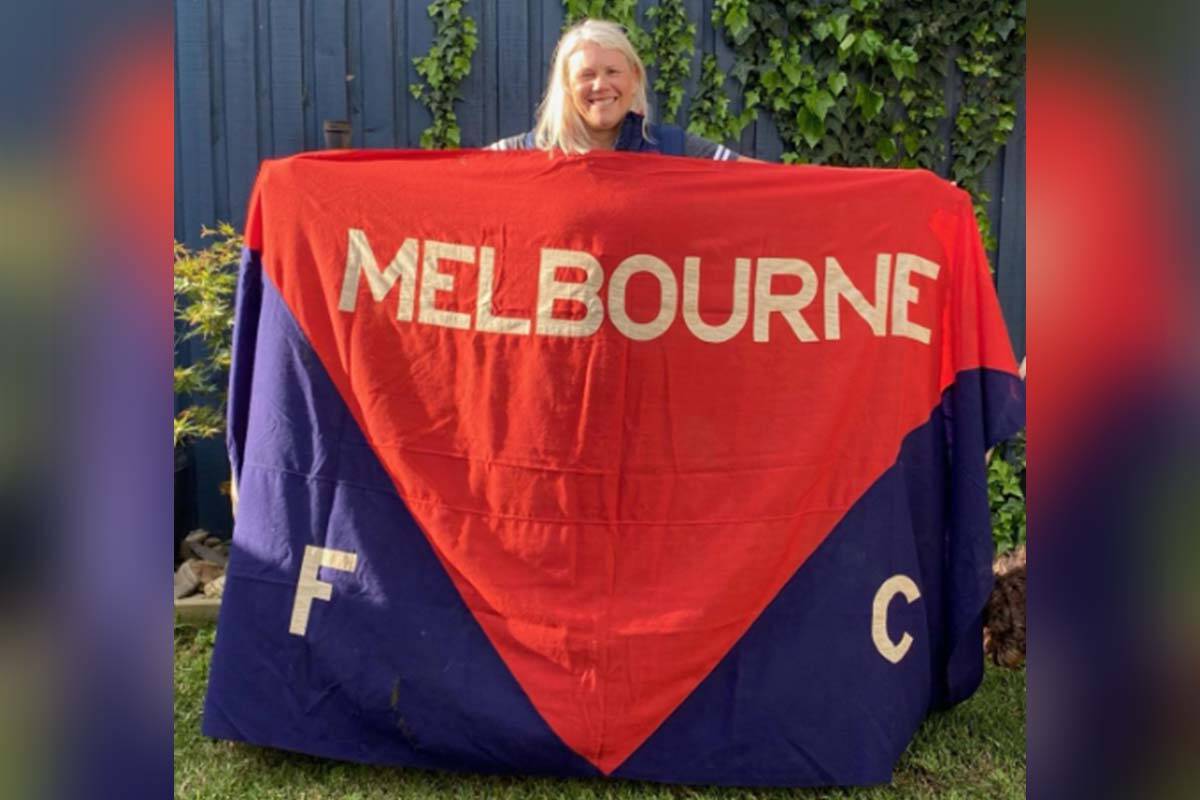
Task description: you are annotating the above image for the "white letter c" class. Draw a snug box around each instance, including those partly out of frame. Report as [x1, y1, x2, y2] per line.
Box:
[872, 574, 922, 664]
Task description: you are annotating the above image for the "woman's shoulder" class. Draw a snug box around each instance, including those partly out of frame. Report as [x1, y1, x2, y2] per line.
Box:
[648, 121, 738, 161]
[681, 130, 739, 161]
[486, 132, 535, 151]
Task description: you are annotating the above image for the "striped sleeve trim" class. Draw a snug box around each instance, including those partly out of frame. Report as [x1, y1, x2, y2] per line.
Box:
[713, 144, 737, 161]
[486, 134, 531, 151]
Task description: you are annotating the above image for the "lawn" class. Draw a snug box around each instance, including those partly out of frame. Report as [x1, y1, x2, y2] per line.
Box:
[175, 624, 1025, 799]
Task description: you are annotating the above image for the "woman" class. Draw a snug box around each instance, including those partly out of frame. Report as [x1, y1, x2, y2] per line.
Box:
[488, 19, 743, 161]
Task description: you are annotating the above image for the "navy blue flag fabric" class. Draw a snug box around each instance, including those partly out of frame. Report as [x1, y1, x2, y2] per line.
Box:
[202, 150, 1025, 786]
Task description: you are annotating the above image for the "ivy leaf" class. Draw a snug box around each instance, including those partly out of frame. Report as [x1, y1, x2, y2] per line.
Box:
[889, 54, 916, 81]
[855, 84, 885, 121]
[827, 71, 848, 96]
[812, 20, 832, 41]
[731, 58, 752, 84]
[803, 89, 836, 121]
[838, 32, 857, 53]
[763, 9, 788, 39]
[796, 107, 825, 148]
[856, 29, 884, 59]
[900, 87, 916, 106]
[874, 135, 897, 162]
[831, 13, 849, 42]
[903, 131, 921, 156]
[781, 61, 803, 87]
[725, 5, 750, 36]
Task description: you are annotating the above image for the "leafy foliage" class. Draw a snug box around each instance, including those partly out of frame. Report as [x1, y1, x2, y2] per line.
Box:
[686, 54, 757, 144]
[706, 0, 1024, 242]
[948, 0, 1026, 250]
[563, 1, 654, 66]
[174, 224, 242, 448]
[410, 0, 479, 149]
[988, 430, 1026, 554]
[645, 0, 696, 122]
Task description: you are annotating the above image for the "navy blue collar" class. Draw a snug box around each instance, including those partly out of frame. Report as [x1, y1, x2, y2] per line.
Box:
[613, 112, 652, 152]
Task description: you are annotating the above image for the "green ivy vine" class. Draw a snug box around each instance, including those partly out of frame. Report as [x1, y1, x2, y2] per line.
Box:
[708, 0, 1024, 248]
[410, 0, 1024, 256]
[563, 1, 654, 67]
[988, 430, 1026, 554]
[949, 0, 1026, 249]
[409, 0, 479, 149]
[645, 0, 695, 122]
[686, 54, 757, 143]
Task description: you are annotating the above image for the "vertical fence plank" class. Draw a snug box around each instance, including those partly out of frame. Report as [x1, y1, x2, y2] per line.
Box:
[701, 0, 714, 57]
[496, 0, 529, 139]
[456, 0, 485, 147]
[302, 0, 317, 149]
[981, 152, 1004, 262]
[406, 0, 434, 146]
[996, 85, 1026, 360]
[938, 46, 959, 180]
[209, 0, 231, 222]
[269, 0, 305, 155]
[527, 0, 542, 123]
[358, 0, 396, 147]
[390, 0, 409, 147]
[315, 0, 350, 144]
[177, 0, 216, 246]
[679, 0, 704, 125]
[754, 107, 783, 161]
[255, 0, 274, 157]
[346, 0, 364, 146]
[174, 18, 186, 243]
[473, 0, 498, 145]
[222, 0, 259, 227]
[540, 1, 563, 109]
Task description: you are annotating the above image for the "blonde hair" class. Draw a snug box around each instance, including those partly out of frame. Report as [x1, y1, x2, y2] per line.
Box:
[533, 19, 651, 154]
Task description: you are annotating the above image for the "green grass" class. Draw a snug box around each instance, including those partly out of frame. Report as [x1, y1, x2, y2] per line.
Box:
[175, 624, 1025, 799]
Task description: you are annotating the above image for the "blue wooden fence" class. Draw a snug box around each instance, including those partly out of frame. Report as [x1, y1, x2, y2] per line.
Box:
[174, 0, 1026, 535]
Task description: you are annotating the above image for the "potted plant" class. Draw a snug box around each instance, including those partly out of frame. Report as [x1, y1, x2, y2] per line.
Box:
[174, 223, 242, 558]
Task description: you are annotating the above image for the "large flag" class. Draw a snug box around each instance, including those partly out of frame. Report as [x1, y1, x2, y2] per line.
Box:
[203, 149, 1024, 786]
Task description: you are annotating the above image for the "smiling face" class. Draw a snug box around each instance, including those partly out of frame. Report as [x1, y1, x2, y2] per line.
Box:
[566, 42, 638, 143]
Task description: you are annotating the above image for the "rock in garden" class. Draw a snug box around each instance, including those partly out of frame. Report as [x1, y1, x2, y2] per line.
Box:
[188, 558, 225, 586]
[174, 561, 200, 599]
[202, 574, 226, 598]
[189, 540, 228, 567]
[180, 529, 209, 562]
